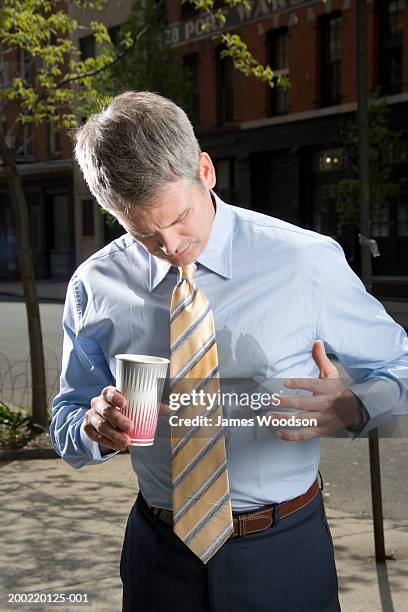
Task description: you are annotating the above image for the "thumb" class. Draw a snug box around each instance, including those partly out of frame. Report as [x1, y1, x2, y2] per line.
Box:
[312, 340, 338, 379]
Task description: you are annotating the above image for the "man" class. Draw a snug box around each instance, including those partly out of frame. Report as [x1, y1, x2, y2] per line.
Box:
[51, 91, 408, 611]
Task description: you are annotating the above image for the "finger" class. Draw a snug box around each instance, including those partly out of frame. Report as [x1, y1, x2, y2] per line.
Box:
[276, 427, 321, 442]
[278, 395, 336, 419]
[92, 397, 132, 433]
[266, 410, 316, 422]
[159, 402, 170, 416]
[278, 394, 317, 411]
[97, 418, 131, 447]
[312, 340, 339, 379]
[266, 411, 325, 430]
[284, 377, 335, 395]
[101, 386, 127, 409]
[85, 423, 129, 452]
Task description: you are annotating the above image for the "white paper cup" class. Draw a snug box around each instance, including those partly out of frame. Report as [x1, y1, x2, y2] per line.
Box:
[115, 354, 169, 446]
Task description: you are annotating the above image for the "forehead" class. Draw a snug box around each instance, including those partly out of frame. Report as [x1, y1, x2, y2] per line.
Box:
[127, 180, 194, 229]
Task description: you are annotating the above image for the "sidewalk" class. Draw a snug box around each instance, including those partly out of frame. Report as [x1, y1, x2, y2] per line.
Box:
[1, 281, 408, 330]
[0, 455, 407, 612]
[0, 281, 68, 303]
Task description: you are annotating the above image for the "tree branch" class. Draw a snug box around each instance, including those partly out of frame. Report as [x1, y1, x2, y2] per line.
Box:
[56, 0, 164, 87]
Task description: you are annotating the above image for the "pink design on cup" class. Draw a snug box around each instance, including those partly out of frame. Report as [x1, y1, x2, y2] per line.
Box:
[115, 354, 169, 446]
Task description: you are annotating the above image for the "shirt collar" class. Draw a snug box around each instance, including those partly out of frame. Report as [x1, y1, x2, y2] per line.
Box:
[148, 190, 234, 292]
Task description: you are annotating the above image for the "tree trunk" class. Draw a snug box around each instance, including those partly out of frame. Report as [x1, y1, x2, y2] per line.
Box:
[0, 133, 48, 430]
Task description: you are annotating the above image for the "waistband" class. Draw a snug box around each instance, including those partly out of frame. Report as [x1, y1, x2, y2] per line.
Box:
[142, 478, 320, 539]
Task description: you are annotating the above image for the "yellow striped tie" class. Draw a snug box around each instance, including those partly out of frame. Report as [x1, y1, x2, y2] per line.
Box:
[170, 263, 233, 563]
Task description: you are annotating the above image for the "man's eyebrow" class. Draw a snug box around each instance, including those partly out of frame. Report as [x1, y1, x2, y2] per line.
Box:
[159, 208, 191, 229]
[134, 208, 191, 234]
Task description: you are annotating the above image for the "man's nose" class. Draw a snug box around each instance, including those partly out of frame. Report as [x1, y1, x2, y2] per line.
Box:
[157, 230, 178, 256]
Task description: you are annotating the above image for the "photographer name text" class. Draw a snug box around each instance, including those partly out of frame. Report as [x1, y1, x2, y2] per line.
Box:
[169, 414, 318, 428]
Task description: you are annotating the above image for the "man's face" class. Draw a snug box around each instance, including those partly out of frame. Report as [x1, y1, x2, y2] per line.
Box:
[114, 154, 216, 267]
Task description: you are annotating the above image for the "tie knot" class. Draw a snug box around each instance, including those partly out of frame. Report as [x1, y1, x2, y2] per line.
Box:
[180, 263, 196, 281]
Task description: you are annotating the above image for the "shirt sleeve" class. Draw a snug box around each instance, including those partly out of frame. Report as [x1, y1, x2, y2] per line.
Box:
[50, 276, 119, 468]
[314, 238, 408, 440]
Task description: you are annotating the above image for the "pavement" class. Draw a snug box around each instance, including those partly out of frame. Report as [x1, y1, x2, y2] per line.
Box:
[0, 281, 68, 303]
[1, 281, 408, 330]
[0, 455, 407, 612]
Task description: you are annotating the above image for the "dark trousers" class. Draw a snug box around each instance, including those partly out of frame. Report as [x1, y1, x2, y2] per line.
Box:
[120, 489, 341, 612]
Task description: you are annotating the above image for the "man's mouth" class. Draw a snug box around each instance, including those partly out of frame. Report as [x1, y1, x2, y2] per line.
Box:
[167, 244, 192, 263]
[154, 243, 192, 262]
[174, 244, 190, 257]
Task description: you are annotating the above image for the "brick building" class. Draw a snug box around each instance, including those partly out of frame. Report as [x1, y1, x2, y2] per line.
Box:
[0, 0, 133, 280]
[1, 0, 407, 295]
[0, 58, 74, 280]
[168, 0, 408, 294]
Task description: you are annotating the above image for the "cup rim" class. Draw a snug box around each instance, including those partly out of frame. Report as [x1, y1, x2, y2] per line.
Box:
[115, 353, 170, 365]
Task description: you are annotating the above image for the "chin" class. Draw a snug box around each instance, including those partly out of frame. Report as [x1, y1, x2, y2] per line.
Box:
[175, 244, 199, 265]
[184, 246, 202, 264]
[182, 252, 196, 264]
[171, 254, 195, 267]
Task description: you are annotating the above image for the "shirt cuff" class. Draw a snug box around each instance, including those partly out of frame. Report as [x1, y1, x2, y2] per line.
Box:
[345, 401, 369, 436]
[79, 421, 119, 461]
[346, 378, 399, 440]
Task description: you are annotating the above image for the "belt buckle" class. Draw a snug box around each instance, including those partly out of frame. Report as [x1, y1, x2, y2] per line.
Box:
[234, 506, 274, 538]
[236, 513, 247, 537]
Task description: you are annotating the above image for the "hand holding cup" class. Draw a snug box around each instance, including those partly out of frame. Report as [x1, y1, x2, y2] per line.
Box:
[83, 386, 133, 452]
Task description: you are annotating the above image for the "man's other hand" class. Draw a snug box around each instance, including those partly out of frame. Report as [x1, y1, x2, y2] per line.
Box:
[267, 340, 365, 441]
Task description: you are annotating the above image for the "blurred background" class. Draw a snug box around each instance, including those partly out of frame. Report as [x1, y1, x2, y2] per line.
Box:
[1, 2, 408, 610]
[1, 0, 408, 292]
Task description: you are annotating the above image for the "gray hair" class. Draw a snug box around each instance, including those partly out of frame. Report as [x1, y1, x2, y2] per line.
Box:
[74, 91, 202, 214]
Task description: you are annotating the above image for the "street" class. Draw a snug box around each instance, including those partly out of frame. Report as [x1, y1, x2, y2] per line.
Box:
[1, 297, 407, 521]
[0, 299, 64, 411]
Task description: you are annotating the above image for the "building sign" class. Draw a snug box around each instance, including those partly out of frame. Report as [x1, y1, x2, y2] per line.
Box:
[163, 0, 315, 48]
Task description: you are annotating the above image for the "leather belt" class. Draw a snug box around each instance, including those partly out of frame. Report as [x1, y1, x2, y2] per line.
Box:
[144, 478, 320, 539]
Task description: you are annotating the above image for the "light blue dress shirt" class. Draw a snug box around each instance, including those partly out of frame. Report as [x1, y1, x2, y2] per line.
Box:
[51, 191, 408, 511]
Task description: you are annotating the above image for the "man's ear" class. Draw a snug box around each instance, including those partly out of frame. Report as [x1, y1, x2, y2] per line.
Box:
[199, 152, 216, 189]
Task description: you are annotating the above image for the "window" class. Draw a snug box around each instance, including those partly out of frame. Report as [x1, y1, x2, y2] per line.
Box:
[378, 0, 405, 95]
[398, 179, 408, 237]
[372, 204, 390, 237]
[0, 202, 17, 272]
[108, 25, 122, 49]
[383, 140, 408, 165]
[28, 197, 43, 252]
[320, 13, 342, 107]
[183, 53, 200, 127]
[268, 28, 289, 115]
[82, 199, 95, 237]
[0, 118, 9, 157]
[214, 159, 231, 201]
[19, 48, 32, 81]
[16, 124, 34, 160]
[397, 202, 408, 236]
[216, 49, 234, 125]
[214, 158, 237, 203]
[0, 46, 9, 87]
[79, 35, 96, 60]
[180, 0, 196, 20]
[49, 121, 61, 156]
